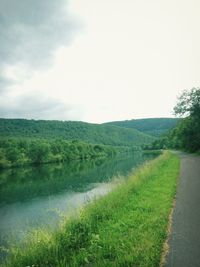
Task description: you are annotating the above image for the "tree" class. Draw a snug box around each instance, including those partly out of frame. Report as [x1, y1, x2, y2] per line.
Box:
[173, 87, 200, 152]
[174, 87, 200, 118]
[28, 142, 51, 164]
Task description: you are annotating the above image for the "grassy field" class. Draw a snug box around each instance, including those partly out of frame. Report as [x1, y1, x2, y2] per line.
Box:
[3, 151, 180, 267]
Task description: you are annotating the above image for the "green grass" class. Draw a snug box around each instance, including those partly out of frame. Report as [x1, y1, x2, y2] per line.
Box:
[3, 151, 180, 267]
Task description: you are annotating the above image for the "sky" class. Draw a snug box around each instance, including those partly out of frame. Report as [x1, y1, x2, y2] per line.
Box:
[0, 0, 200, 123]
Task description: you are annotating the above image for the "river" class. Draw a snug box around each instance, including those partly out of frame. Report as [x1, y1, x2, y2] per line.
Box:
[0, 151, 157, 261]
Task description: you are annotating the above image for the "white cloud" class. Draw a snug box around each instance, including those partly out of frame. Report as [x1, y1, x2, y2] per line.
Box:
[1, 0, 200, 122]
[0, 0, 80, 89]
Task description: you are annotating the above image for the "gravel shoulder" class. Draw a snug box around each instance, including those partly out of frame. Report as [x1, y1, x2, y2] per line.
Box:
[165, 151, 200, 267]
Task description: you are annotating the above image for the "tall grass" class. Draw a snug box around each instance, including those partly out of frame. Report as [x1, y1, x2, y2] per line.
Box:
[3, 151, 180, 267]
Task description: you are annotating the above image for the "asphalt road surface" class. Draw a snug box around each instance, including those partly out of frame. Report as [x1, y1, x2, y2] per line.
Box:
[165, 152, 200, 267]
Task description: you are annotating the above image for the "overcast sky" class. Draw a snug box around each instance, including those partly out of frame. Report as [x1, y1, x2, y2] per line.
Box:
[0, 0, 200, 123]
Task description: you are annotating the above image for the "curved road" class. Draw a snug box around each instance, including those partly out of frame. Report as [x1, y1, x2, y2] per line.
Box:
[165, 152, 200, 267]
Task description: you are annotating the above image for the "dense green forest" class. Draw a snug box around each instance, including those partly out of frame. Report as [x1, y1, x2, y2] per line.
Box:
[146, 88, 200, 152]
[1, 90, 198, 169]
[0, 119, 154, 146]
[0, 118, 156, 169]
[105, 118, 180, 137]
[0, 138, 136, 169]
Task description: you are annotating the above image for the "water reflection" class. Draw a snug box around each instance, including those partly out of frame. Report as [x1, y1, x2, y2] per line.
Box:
[0, 152, 153, 204]
[0, 152, 156, 258]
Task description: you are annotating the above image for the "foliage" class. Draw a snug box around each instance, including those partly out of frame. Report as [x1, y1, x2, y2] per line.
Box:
[0, 119, 154, 147]
[0, 138, 120, 169]
[146, 88, 200, 152]
[105, 118, 180, 137]
[3, 151, 179, 267]
[174, 87, 200, 117]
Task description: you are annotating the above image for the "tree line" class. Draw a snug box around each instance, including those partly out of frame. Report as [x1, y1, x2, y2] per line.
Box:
[144, 88, 200, 152]
[0, 118, 154, 147]
[105, 118, 180, 137]
[0, 139, 119, 169]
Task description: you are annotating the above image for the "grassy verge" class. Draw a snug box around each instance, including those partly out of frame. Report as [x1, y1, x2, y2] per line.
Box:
[3, 151, 180, 267]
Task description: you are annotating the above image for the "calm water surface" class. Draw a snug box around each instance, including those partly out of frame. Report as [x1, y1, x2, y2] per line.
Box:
[0, 152, 156, 259]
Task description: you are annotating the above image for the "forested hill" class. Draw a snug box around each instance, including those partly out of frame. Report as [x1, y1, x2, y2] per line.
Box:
[0, 119, 155, 147]
[104, 118, 180, 137]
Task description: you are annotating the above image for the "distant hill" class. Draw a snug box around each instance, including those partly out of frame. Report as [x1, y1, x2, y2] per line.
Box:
[104, 118, 180, 137]
[0, 119, 155, 147]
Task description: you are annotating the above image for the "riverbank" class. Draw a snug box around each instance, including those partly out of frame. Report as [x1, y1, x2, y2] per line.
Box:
[0, 139, 120, 169]
[3, 151, 180, 267]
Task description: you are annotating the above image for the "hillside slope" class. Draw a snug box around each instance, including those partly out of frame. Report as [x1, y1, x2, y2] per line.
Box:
[0, 119, 155, 147]
[104, 118, 180, 137]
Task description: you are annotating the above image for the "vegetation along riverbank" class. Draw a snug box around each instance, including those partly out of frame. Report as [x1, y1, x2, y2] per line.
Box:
[0, 117, 158, 169]
[0, 138, 137, 169]
[3, 151, 180, 267]
[146, 88, 200, 153]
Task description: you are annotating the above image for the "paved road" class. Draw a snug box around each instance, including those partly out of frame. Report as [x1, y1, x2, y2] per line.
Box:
[165, 152, 200, 267]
